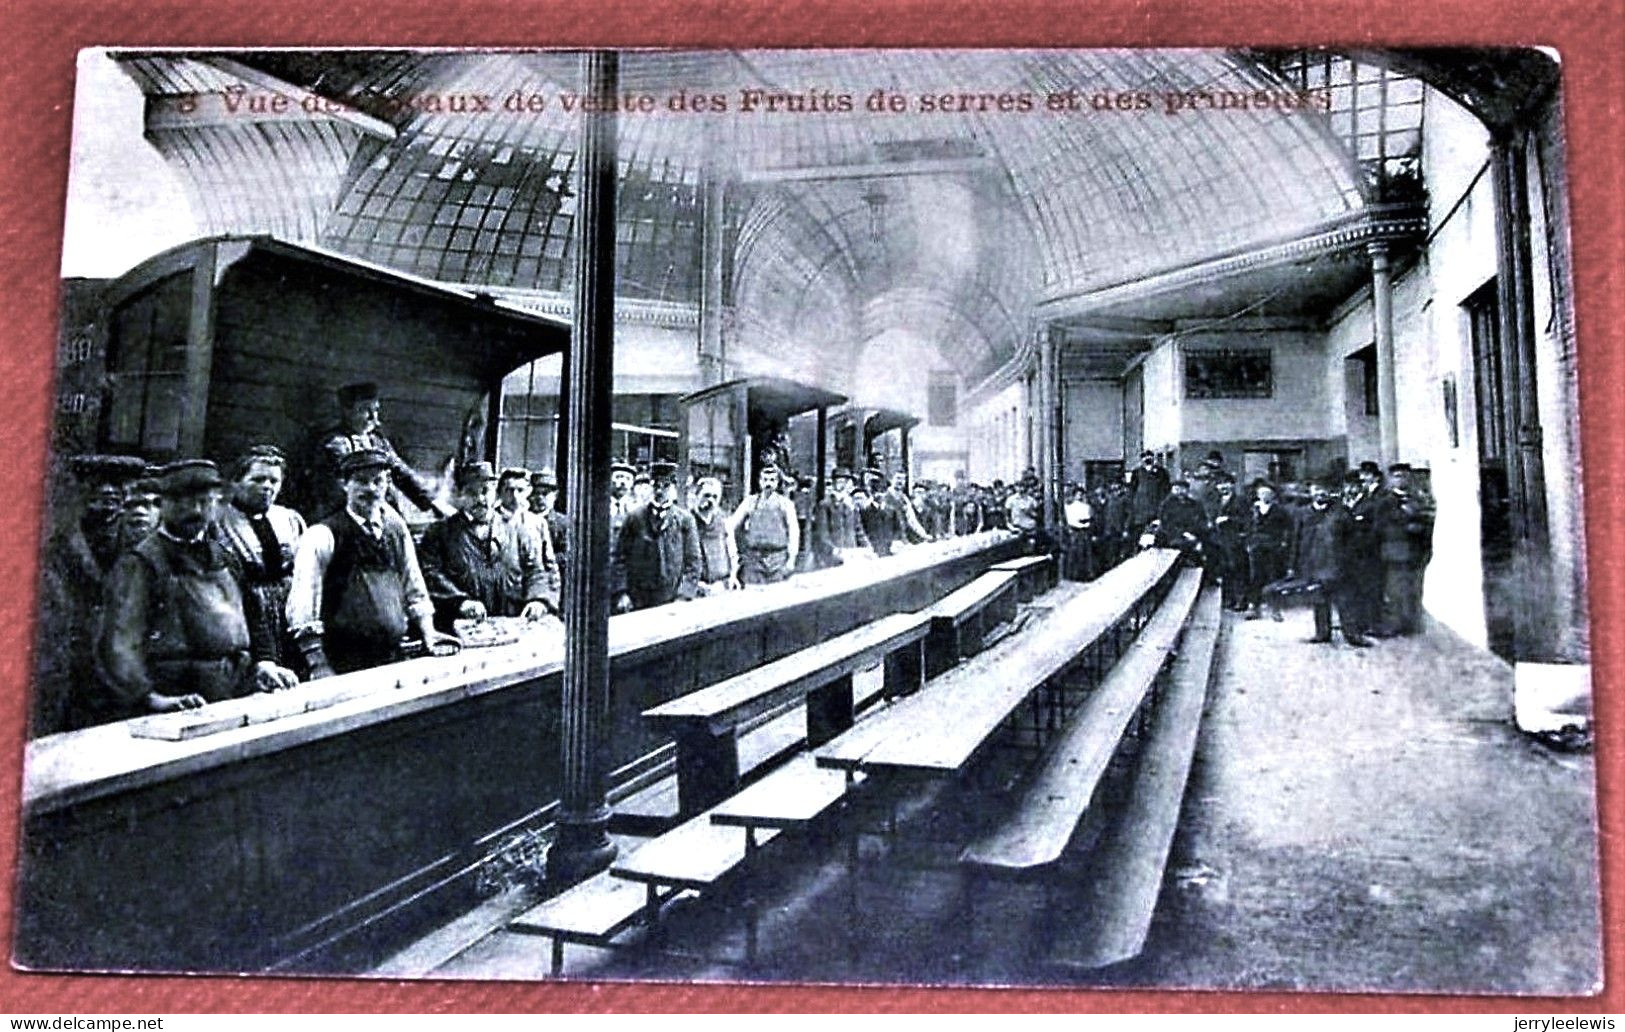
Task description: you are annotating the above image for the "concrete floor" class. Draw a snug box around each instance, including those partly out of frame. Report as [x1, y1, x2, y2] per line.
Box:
[387, 600, 1602, 995]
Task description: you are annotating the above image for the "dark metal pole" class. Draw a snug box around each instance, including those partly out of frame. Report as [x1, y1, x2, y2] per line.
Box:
[548, 49, 619, 885]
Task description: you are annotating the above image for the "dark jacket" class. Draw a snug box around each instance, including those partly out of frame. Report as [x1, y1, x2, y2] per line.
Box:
[1129, 465, 1171, 528]
[1291, 503, 1351, 585]
[1246, 502, 1296, 557]
[1375, 488, 1435, 564]
[96, 531, 258, 724]
[1157, 493, 1208, 545]
[614, 501, 702, 609]
[418, 512, 554, 629]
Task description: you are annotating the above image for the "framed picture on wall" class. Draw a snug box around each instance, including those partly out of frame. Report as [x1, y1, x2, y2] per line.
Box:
[1184, 347, 1273, 399]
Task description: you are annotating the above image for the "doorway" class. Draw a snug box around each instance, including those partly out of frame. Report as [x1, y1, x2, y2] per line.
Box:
[1467, 278, 1517, 661]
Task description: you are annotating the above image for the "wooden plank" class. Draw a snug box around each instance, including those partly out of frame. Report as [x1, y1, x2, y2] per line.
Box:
[987, 556, 1052, 574]
[508, 868, 654, 942]
[643, 612, 932, 731]
[710, 753, 863, 831]
[960, 568, 1203, 872]
[611, 809, 782, 891]
[843, 551, 1180, 775]
[1050, 586, 1222, 969]
[928, 570, 1019, 623]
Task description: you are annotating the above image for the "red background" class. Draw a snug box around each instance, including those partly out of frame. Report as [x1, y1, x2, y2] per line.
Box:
[0, 0, 1619, 1013]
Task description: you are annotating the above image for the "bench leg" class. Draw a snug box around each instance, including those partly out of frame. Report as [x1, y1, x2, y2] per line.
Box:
[551, 936, 564, 978]
[807, 674, 856, 747]
[883, 641, 925, 699]
[925, 622, 957, 680]
[673, 725, 741, 817]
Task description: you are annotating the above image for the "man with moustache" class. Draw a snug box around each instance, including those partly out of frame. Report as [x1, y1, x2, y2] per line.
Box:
[688, 475, 740, 595]
[493, 466, 561, 614]
[287, 448, 457, 677]
[95, 460, 299, 727]
[419, 462, 557, 631]
[214, 445, 307, 670]
[1263, 479, 1371, 647]
[730, 463, 801, 583]
[614, 460, 702, 611]
[33, 454, 146, 735]
[1345, 460, 1387, 639]
[1375, 462, 1436, 636]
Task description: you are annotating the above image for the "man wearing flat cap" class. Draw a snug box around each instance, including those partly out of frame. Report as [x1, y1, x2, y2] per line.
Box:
[419, 462, 558, 630]
[306, 382, 447, 520]
[287, 448, 457, 676]
[529, 467, 570, 578]
[33, 454, 147, 735]
[613, 460, 702, 611]
[94, 461, 299, 726]
[214, 445, 307, 670]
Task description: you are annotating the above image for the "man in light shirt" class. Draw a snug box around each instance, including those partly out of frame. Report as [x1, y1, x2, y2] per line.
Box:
[287, 448, 458, 677]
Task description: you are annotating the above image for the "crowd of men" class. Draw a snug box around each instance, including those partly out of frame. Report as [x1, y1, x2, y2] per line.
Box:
[1057, 449, 1437, 648]
[31, 376, 1436, 738]
[29, 383, 1019, 737]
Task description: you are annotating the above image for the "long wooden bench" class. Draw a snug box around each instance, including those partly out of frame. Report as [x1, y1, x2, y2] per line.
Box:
[1048, 584, 1222, 969]
[958, 566, 1204, 875]
[816, 549, 1181, 781]
[987, 554, 1057, 603]
[644, 611, 931, 816]
[923, 569, 1021, 678]
[510, 750, 866, 975]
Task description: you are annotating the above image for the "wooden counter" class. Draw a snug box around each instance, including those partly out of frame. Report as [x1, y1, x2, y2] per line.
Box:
[15, 532, 1020, 974]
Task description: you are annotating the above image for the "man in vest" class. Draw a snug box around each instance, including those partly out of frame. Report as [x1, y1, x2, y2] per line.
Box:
[287, 448, 457, 677]
[419, 462, 558, 631]
[95, 460, 299, 726]
[214, 445, 307, 672]
[688, 475, 739, 595]
[613, 460, 702, 611]
[729, 463, 800, 585]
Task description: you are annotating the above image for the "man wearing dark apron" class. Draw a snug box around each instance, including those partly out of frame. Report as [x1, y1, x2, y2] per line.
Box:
[288, 448, 458, 677]
[729, 463, 799, 585]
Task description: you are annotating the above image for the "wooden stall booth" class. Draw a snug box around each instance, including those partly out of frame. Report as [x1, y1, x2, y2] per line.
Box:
[832, 405, 920, 483]
[94, 235, 569, 520]
[678, 377, 847, 508]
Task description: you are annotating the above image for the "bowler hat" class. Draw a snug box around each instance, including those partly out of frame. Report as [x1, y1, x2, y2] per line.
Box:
[650, 460, 679, 482]
[531, 467, 558, 489]
[831, 466, 854, 482]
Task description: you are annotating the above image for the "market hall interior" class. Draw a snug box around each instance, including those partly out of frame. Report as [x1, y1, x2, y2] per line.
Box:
[19, 47, 1598, 992]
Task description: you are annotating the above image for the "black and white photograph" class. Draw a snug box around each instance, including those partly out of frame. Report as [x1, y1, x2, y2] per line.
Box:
[13, 46, 1600, 994]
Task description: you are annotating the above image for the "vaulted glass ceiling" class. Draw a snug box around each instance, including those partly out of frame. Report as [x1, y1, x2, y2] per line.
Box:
[113, 48, 1381, 386]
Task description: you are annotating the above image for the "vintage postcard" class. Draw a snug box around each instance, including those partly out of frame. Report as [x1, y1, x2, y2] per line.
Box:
[11, 46, 1601, 996]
